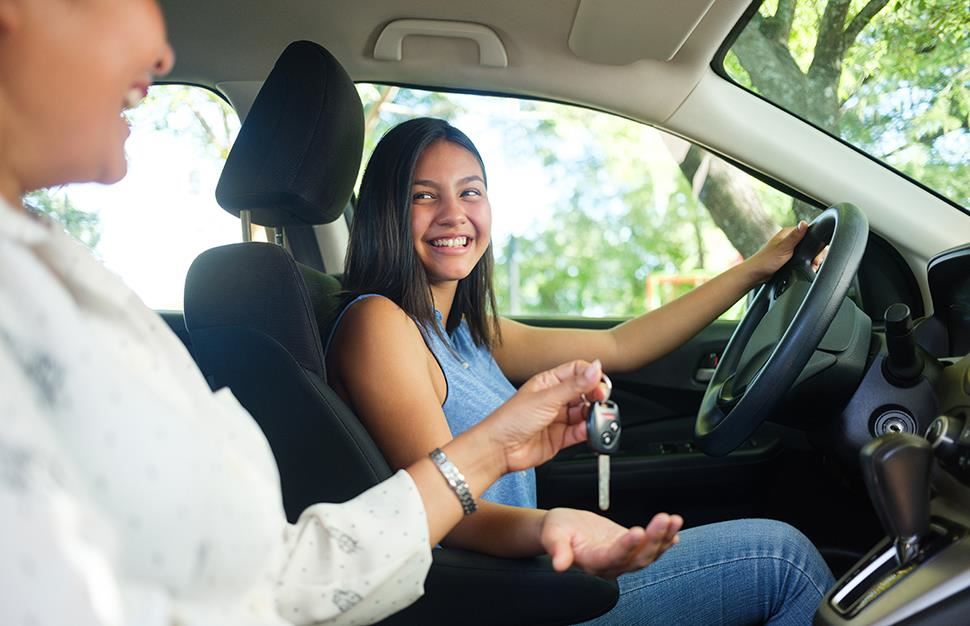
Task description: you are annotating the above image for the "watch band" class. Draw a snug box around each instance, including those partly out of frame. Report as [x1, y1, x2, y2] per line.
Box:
[429, 448, 478, 515]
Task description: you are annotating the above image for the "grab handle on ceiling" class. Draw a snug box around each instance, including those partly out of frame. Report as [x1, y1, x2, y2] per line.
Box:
[374, 19, 508, 68]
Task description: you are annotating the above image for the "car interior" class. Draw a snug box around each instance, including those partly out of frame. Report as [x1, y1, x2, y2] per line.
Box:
[56, 0, 970, 623]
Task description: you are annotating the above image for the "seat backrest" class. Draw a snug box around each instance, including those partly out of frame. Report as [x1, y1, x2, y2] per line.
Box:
[185, 242, 392, 519]
[184, 41, 386, 519]
[298, 265, 346, 349]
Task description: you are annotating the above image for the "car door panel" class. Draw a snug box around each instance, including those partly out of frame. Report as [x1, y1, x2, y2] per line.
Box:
[518, 317, 797, 528]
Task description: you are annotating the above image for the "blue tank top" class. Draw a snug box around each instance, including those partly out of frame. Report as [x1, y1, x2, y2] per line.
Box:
[326, 294, 536, 508]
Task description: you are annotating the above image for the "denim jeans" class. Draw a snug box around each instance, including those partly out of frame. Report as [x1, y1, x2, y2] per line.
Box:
[578, 519, 835, 625]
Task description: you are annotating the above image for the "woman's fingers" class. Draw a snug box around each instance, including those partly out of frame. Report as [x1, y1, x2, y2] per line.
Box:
[545, 526, 576, 572]
[594, 518, 657, 577]
[559, 421, 588, 449]
[778, 220, 808, 252]
[535, 358, 602, 390]
[812, 245, 830, 272]
[666, 515, 683, 543]
[608, 513, 681, 575]
[525, 359, 611, 418]
[592, 528, 638, 577]
[632, 513, 670, 570]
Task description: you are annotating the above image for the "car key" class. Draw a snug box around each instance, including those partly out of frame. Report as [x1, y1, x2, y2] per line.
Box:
[586, 375, 620, 511]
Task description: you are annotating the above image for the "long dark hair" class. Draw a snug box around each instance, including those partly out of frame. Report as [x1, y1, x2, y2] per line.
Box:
[344, 117, 501, 348]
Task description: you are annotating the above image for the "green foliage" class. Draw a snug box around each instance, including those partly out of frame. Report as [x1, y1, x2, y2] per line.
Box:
[128, 86, 239, 161]
[25, 189, 101, 249]
[728, 0, 969, 206]
[492, 106, 691, 316]
[358, 85, 466, 165]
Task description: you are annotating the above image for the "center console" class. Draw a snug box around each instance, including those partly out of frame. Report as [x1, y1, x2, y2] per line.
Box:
[815, 418, 970, 625]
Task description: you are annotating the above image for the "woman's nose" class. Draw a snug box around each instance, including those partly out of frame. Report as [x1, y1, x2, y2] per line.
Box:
[155, 43, 176, 77]
[435, 195, 467, 225]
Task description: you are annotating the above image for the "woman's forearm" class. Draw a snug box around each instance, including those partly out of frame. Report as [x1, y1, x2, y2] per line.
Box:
[405, 423, 545, 553]
[494, 262, 761, 380]
[441, 500, 546, 557]
[608, 260, 760, 370]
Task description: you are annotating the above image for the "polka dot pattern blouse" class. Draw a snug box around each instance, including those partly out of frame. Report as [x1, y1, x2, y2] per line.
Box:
[0, 200, 431, 626]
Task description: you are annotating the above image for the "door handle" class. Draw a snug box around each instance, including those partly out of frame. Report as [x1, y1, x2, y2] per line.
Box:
[694, 352, 720, 383]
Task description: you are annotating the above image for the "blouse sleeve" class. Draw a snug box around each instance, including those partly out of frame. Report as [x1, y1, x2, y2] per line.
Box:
[275, 470, 433, 626]
[0, 345, 126, 626]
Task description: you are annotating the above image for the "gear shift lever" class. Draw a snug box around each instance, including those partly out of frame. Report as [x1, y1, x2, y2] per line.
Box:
[860, 434, 933, 566]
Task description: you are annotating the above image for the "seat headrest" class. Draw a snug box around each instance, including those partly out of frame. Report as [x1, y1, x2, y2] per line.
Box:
[216, 40, 363, 227]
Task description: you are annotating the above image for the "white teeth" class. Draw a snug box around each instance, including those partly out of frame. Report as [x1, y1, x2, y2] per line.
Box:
[123, 88, 145, 110]
[431, 237, 468, 248]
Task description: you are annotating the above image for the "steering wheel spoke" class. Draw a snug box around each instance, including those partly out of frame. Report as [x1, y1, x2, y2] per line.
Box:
[769, 263, 816, 307]
[792, 259, 818, 284]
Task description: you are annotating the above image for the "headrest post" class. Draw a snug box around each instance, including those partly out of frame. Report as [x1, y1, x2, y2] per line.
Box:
[240, 209, 253, 242]
[275, 227, 285, 247]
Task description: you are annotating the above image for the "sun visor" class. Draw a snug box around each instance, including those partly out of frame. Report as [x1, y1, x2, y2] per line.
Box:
[569, 0, 715, 65]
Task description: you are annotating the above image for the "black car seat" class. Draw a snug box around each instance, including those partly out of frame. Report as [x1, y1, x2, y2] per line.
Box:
[183, 40, 618, 626]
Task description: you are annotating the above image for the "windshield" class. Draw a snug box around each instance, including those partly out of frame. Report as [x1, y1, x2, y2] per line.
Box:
[722, 0, 968, 208]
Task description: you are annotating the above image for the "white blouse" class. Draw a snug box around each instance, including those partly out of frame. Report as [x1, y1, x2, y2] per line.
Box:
[0, 199, 431, 626]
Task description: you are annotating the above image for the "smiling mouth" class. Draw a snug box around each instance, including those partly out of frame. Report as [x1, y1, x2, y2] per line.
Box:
[430, 236, 470, 248]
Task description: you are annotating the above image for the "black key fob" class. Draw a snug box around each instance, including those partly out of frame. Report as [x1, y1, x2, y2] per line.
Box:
[588, 400, 621, 454]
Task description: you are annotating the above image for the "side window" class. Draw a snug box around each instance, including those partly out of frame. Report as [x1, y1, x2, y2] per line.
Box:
[25, 85, 241, 310]
[357, 86, 817, 319]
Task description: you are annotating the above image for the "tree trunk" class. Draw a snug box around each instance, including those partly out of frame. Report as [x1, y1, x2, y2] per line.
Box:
[677, 145, 779, 258]
[673, 0, 892, 255]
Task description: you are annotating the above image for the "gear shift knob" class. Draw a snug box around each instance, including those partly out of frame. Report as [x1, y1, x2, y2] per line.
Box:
[860, 433, 933, 566]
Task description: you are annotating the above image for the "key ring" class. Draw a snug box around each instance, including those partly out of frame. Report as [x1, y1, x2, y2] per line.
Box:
[581, 373, 612, 405]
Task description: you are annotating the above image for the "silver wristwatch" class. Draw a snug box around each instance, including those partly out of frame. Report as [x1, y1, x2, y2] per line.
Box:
[429, 448, 478, 515]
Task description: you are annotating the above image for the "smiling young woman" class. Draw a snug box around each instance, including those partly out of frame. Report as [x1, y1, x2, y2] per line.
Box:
[328, 116, 836, 625]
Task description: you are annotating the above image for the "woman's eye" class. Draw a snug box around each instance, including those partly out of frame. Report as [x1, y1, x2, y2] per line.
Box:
[461, 188, 482, 198]
[412, 191, 434, 201]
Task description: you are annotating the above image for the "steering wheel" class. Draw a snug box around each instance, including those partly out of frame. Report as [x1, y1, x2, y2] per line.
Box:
[695, 203, 869, 456]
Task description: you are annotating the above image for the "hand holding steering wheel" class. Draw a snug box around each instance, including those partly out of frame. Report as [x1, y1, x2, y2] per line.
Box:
[695, 203, 869, 456]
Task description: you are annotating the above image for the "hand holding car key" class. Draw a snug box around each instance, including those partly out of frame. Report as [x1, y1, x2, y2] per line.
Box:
[586, 374, 620, 511]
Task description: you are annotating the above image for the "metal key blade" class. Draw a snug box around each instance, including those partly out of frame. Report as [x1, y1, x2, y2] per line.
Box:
[598, 453, 610, 511]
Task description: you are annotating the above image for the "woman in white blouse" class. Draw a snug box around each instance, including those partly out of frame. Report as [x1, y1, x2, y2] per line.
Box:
[0, 1, 682, 625]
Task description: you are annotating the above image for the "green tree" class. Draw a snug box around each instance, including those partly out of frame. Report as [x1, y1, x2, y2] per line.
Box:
[726, 0, 968, 205]
[132, 86, 239, 161]
[25, 189, 101, 249]
[487, 101, 736, 316]
[358, 85, 466, 165]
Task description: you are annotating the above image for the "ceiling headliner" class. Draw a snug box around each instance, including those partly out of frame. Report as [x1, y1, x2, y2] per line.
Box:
[160, 0, 750, 124]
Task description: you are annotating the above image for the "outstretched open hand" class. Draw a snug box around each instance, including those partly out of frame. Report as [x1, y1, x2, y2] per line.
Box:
[480, 359, 609, 475]
[541, 508, 683, 578]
